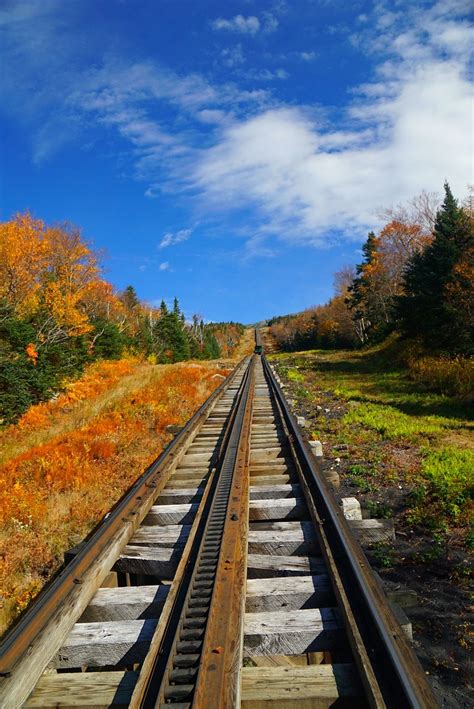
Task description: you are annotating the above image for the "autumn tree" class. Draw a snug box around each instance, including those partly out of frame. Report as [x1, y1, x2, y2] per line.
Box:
[0, 213, 47, 318]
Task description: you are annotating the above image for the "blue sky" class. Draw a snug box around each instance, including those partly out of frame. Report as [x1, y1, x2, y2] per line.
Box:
[1, 0, 472, 323]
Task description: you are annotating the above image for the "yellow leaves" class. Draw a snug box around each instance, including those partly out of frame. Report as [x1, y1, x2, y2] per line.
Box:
[0, 213, 46, 317]
[43, 281, 92, 336]
[0, 212, 106, 343]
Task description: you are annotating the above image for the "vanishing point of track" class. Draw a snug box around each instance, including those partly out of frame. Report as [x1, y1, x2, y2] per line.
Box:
[0, 332, 437, 708]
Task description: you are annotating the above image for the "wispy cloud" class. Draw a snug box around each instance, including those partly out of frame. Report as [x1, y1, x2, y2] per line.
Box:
[159, 261, 170, 271]
[159, 228, 192, 248]
[212, 15, 260, 35]
[220, 44, 246, 68]
[211, 13, 278, 36]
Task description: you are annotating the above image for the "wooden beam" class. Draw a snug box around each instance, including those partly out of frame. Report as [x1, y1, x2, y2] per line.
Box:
[248, 523, 318, 555]
[241, 664, 361, 707]
[249, 497, 307, 521]
[79, 585, 168, 622]
[54, 620, 157, 668]
[144, 503, 199, 525]
[130, 524, 190, 546]
[249, 483, 301, 500]
[246, 575, 332, 612]
[156, 488, 204, 505]
[25, 671, 138, 707]
[349, 519, 395, 544]
[244, 608, 344, 655]
[249, 474, 292, 486]
[115, 545, 181, 577]
[247, 553, 326, 579]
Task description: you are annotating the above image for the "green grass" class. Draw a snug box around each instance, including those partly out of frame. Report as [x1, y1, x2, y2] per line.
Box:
[343, 401, 458, 441]
[271, 343, 473, 544]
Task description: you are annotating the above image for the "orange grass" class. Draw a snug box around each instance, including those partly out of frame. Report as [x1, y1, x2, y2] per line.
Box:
[0, 360, 229, 633]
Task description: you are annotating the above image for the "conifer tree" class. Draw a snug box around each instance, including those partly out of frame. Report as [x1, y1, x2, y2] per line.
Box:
[397, 182, 473, 352]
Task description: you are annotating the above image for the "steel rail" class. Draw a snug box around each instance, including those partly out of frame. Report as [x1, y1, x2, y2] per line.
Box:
[0, 358, 246, 686]
[262, 353, 438, 708]
[134, 356, 255, 707]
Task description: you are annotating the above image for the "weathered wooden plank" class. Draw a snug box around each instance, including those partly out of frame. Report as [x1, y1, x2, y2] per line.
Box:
[244, 608, 343, 655]
[249, 497, 306, 521]
[249, 474, 292, 486]
[349, 518, 395, 544]
[54, 620, 157, 668]
[164, 477, 208, 489]
[248, 524, 317, 555]
[249, 484, 301, 500]
[144, 503, 199, 525]
[247, 554, 326, 579]
[241, 664, 361, 706]
[115, 545, 181, 577]
[156, 487, 204, 505]
[250, 440, 286, 449]
[179, 452, 214, 466]
[250, 464, 293, 476]
[25, 671, 138, 707]
[246, 654, 309, 668]
[250, 448, 286, 463]
[172, 469, 210, 480]
[246, 575, 332, 612]
[130, 524, 191, 546]
[79, 585, 168, 622]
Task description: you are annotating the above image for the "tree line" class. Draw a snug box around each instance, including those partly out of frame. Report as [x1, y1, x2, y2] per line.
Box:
[0, 213, 244, 424]
[270, 183, 473, 355]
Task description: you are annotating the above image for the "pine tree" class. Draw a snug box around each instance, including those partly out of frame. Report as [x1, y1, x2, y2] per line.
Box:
[397, 182, 473, 352]
[347, 232, 380, 342]
[155, 298, 190, 362]
[122, 285, 140, 311]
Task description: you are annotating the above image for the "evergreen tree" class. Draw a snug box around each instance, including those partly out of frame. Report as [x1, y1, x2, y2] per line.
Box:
[347, 232, 379, 343]
[90, 319, 126, 360]
[122, 285, 140, 311]
[397, 183, 473, 352]
[154, 298, 190, 362]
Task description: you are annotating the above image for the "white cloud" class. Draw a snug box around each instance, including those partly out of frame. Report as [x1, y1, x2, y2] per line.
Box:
[160, 229, 192, 248]
[220, 44, 245, 67]
[1, 0, 472, 253]
[159, 261, 170, 271]
[192, 2, 473, 244]
[196, 109, 228, 124]
[212, 15, 260, 35]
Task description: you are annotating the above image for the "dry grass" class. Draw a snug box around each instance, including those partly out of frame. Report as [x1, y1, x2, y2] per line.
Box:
[0, 358, 230, 634]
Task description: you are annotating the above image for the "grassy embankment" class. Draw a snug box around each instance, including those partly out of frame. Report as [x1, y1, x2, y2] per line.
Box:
[0, 357, 230, 634]
[270, 341, 473, 548]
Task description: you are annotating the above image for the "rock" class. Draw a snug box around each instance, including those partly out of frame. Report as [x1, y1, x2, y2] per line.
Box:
[341, 497, 362, 521]
[309, 440, 323, 457]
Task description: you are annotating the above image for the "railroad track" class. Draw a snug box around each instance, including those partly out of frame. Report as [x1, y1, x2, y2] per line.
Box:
[0, 335, 437, 708]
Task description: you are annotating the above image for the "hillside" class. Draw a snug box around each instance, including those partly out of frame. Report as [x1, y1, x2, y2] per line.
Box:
[0, 357, 232, 634]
